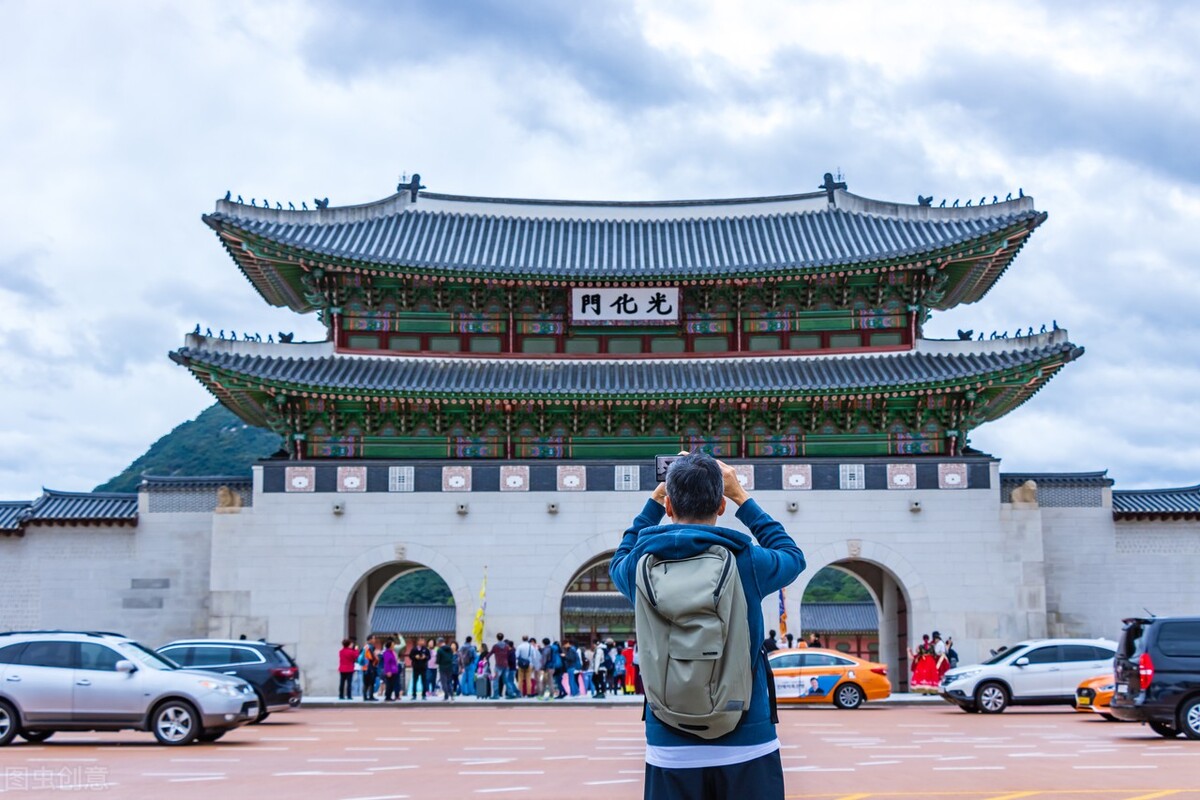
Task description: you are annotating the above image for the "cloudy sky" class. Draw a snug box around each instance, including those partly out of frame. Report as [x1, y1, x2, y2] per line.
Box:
[2, 1, 1198, 499]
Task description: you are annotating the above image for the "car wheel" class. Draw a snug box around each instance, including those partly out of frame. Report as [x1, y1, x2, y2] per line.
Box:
[152, 700, 200, 746]
[1149, 721, 1180, 738]
[833, 683, 864, 710]
[250, 691, 269, 724]
[1180, 698, 1200, 740]
[18, 730, 54, 743]
[198, 730, 226, 743]
[0, 700, 18, 747]
[975, 682, 1009, 714]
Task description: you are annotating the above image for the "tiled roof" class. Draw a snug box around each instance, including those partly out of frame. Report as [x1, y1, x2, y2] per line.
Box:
[370, 604, 456, 634]
[27, 490, 138, 525]
[0, 501, 32, 531]
[562, 593, 633, 614]
[801, 602, 879, 633]
[207, 205, 1039, 283]
[142, 475, 253, 490]
[172, 338, 1078, 403]
[1000, 471, 1113, 488]
[1113, 484, 1200, 519]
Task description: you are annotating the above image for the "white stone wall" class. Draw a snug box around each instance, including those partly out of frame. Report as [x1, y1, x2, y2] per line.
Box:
[4, 467, 1198, 698]
[0, 510, 213, 647]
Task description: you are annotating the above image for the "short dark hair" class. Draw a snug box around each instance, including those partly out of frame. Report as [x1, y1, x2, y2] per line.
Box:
[665, 452, 724, 520]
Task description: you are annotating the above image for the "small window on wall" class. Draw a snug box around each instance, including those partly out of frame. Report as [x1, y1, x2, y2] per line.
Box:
[521, 337, 558, 354]
[789, 334, 821, 351]
[565, 338, 601, 354]
[870, 332, 903, 346]
[693, 336, 728, 353]
[607, 338, 642, 354]
[347, 335, 380, 350]
[389, 335, 421, 351]
[836, 642, 852, 653]
[429, 336, 462, 352]
[748, 335, 781, 352]
[469, 337, 502, 353]
[650, 337, 686, 354]
[829, 333, 863, 349]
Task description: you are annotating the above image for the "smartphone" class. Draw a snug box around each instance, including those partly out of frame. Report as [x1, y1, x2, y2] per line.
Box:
[655, 454, 680, 483]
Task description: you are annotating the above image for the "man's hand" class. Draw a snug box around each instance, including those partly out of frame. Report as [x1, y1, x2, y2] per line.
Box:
[716, 459, 750, 506]
[651, 481, 668, 506]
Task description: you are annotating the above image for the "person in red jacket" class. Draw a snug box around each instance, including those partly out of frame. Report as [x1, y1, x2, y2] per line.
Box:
[337, 638, 359, 700]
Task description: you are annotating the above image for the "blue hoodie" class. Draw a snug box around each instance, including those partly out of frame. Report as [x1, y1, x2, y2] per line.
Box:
[610, 497, 805, 752]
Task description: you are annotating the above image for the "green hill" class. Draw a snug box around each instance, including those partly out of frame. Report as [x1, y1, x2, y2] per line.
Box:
[95, 404, 282, 492]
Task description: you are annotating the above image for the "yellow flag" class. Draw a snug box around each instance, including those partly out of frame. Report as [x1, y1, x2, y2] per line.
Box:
[471, 568, 487, 643]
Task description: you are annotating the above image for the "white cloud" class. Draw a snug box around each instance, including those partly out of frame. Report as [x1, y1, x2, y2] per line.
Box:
[1, 0, 1198, 497]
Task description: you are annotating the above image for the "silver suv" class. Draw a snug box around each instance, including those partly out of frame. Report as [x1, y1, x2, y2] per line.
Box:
[939, 637, 1117, 713]
[0, 631, 258, 746]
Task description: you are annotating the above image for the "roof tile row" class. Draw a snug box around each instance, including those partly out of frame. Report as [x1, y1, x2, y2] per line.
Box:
[209, 206, 1039, 279]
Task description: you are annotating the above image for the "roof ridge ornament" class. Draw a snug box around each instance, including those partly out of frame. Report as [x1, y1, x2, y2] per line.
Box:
[398, 173, 425, 202]
[819, 172, 847, 205]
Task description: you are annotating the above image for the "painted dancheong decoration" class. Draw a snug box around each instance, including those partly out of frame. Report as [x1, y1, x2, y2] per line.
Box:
[172, 174, 1082, 460]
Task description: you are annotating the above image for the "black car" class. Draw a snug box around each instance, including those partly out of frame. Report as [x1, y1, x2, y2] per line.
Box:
[158, 639, 301, 722]
[1110, 616, 1200, 739]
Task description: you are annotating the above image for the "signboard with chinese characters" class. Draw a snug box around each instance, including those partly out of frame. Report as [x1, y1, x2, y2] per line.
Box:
[570, 287, 680, 325]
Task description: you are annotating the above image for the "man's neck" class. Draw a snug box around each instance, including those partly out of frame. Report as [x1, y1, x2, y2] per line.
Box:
[670, 516, 719, 526]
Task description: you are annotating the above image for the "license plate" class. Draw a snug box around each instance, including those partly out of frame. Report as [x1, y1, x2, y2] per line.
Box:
[1077, 697, 1091, 705]
[1115, 684, 1126, 694]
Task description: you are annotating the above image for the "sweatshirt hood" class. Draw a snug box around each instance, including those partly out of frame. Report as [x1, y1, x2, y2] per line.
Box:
[629, 522, 754, 561]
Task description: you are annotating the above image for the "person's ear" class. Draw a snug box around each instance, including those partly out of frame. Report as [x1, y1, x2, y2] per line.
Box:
[717, 498, 726, 517]
[664, 496, 675, 519]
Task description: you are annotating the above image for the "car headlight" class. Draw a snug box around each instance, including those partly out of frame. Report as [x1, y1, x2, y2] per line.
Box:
[1101, 684, 1115, 692]
[947, 669, 981, 682]
[197, 679, 243, 697]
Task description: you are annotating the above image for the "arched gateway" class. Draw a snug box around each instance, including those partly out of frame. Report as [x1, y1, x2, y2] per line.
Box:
[786, 540, 928, 692]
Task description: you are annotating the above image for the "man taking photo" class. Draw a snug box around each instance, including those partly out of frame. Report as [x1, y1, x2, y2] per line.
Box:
[610, 452, 805, 799]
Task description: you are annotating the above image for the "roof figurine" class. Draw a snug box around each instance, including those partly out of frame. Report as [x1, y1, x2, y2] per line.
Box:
[819, 171, 847, 203]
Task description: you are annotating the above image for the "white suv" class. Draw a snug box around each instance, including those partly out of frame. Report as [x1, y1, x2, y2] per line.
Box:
[0, 631, 258, 746]
[939, 638, 1117, 713]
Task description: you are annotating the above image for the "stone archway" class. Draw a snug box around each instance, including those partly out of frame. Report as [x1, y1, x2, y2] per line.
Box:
[328, 542, 473, 646]
[559, 551, 634, 645]
[784, 539, 930, 692]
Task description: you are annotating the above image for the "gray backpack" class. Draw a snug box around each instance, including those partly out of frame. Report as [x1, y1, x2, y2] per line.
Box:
[634, 546, 753, 739]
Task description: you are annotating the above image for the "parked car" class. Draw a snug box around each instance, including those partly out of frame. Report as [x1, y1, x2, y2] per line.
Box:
[1110, 616, 1200, 739]
[1074, 674, 1118, 720]
[0, 630, 257, 746]
[157, 639, 301, 722]
[767, 648, 891, 709]
[939, 638, 1117, 713]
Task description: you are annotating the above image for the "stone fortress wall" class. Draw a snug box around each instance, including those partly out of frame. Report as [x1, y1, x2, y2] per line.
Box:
[2, 461, 1197, 697]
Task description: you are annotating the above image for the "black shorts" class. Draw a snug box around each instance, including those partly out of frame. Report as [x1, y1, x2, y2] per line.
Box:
[643, 748, 783, 800]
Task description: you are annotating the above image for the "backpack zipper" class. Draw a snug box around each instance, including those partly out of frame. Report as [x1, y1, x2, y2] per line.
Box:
[714, 550, 734, 601]
[641, 557, 658, 607]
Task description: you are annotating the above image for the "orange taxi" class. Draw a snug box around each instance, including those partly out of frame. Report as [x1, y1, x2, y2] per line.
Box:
[767, 647, 891, 709]
[1074, 673, 1118, 721]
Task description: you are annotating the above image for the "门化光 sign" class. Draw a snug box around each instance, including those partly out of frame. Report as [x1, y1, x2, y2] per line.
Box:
[570, 287, 679, 325]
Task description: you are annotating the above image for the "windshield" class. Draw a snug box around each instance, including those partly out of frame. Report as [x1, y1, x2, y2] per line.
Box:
[116, 641, 179, 670]
[980, 644, 1026, 666]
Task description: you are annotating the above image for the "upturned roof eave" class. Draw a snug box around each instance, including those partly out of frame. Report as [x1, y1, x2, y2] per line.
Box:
[205, 208, 1042, 315]
[171, 342, 1078, 409]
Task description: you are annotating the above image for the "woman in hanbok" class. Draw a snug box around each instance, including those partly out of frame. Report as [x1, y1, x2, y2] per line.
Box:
[909, 634, 940, 694]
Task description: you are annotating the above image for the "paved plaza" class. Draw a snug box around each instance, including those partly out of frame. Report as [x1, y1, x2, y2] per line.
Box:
[1, 704, 1198, 798]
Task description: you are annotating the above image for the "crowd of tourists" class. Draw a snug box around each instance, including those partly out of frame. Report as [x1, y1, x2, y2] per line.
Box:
[337, 633, 641, 701]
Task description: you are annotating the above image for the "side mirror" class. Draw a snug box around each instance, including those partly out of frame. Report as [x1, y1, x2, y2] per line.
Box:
[1014, 657, 1029, 667]
[115, 660, 137, 673]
